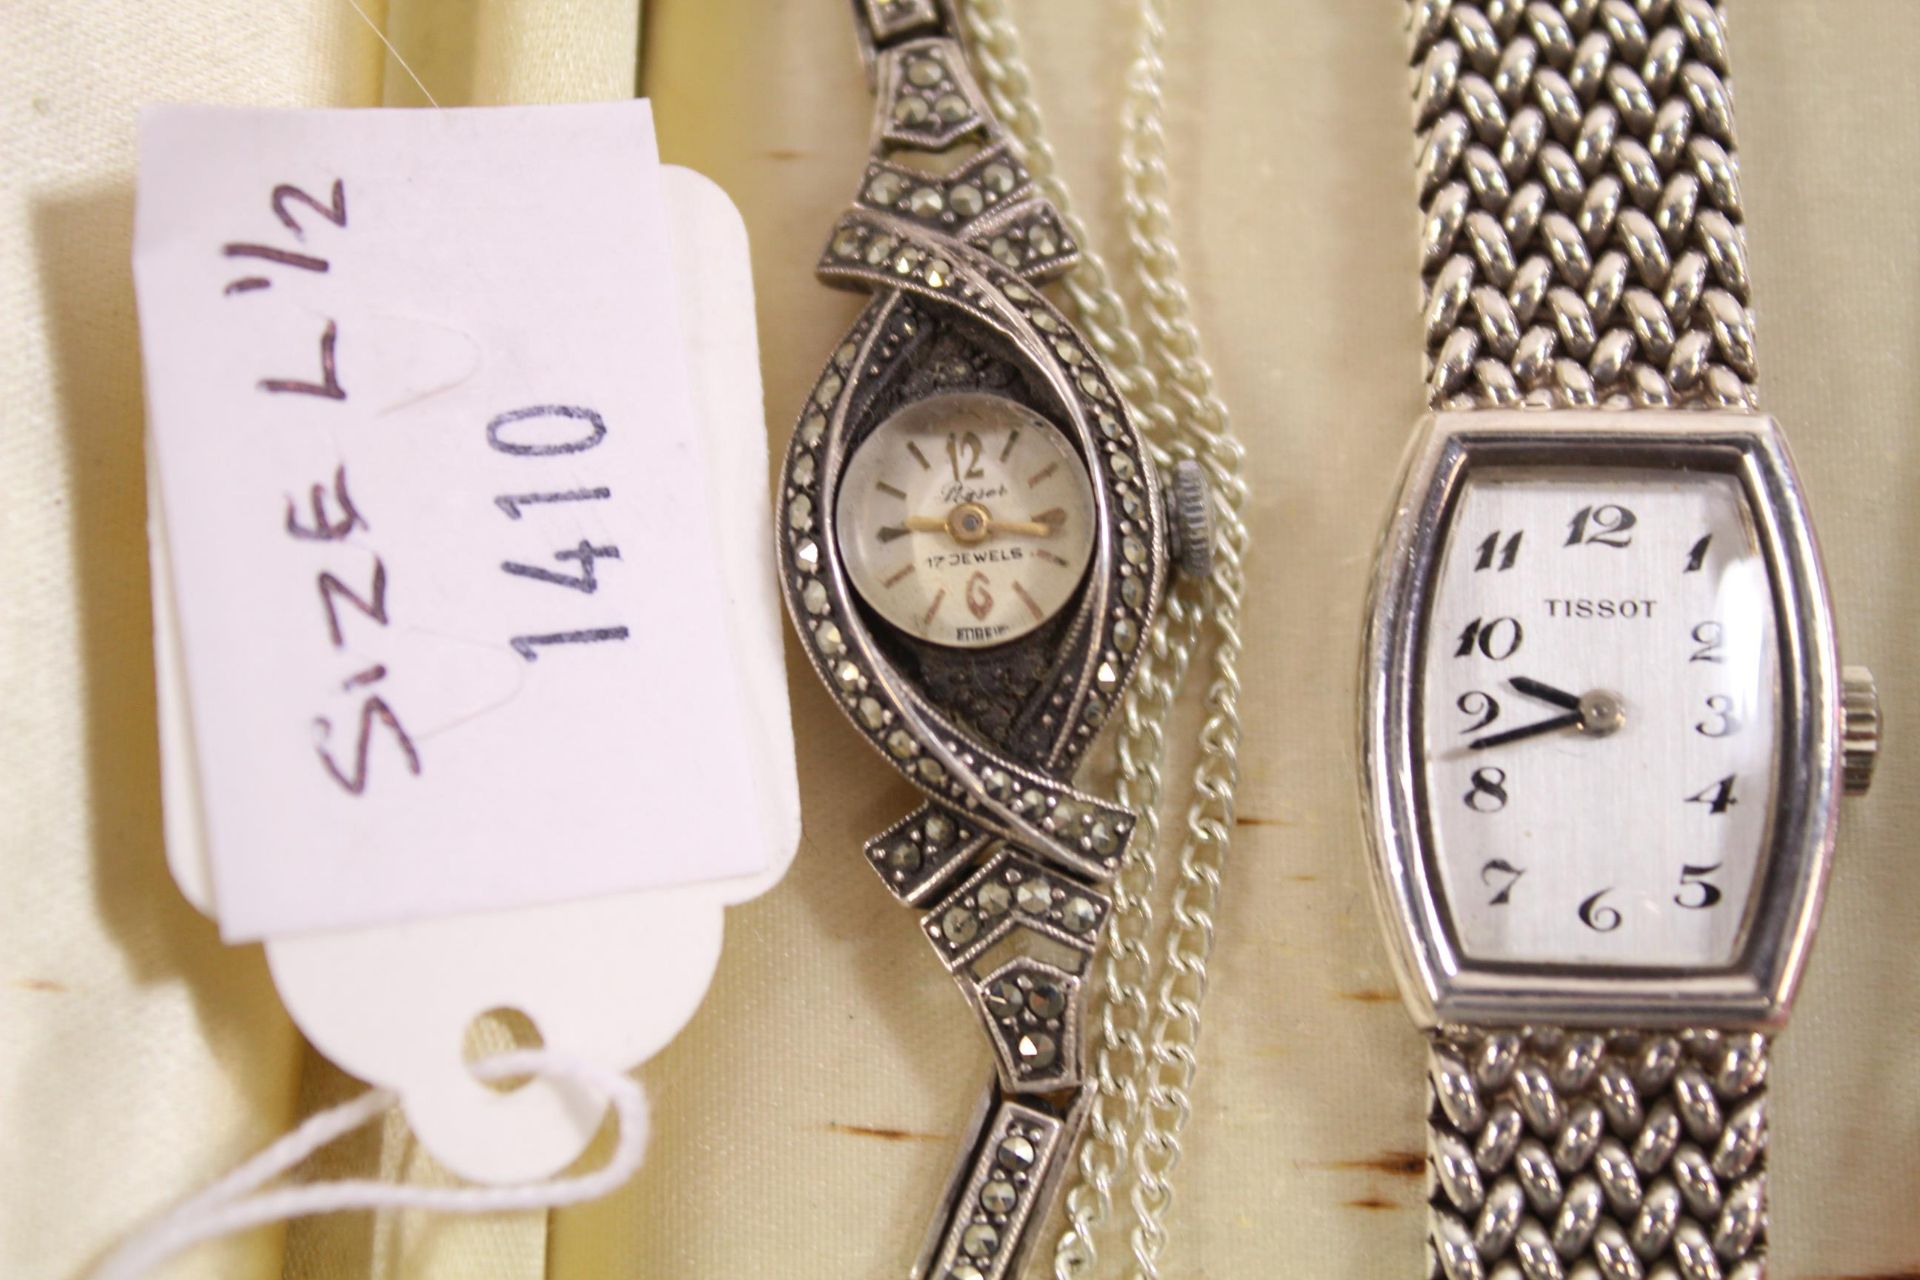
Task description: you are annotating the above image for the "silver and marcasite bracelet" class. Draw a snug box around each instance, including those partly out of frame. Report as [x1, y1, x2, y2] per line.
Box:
[775, 2, 1250, 1278]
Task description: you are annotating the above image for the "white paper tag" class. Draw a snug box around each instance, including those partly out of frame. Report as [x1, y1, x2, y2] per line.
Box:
[139, 103, 798, 1183]
[134, 103, 777, 942]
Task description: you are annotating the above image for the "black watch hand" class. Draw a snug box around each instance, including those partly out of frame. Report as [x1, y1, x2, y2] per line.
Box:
[1508, 675, 1582, 711]
[1468, 711, 1582, 751]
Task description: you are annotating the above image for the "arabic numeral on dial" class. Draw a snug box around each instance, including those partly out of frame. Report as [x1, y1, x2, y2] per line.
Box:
[945, 430, 984, 482]
[1675, 863, 1724, 910]
[1463, 766, 1508, 813]
[1578, 888, 1622, 932]
[1455, 616, 1523, 660]
[1457, 690, 1500, 733]
[1689, 621, 1725, 663]
[1474, 530, 1523, 572]
[1686, 774, 1738, 814]
[1480, 858, 1525, 905]
[1684, 534, 1712, 573]
[1695, 695, 1740, 738]
[1564, 503, 1637, 548]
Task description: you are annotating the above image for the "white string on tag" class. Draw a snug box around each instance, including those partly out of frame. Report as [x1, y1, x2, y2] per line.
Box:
[342, 0, 441, 106]
[91, 1050, 648, 1280]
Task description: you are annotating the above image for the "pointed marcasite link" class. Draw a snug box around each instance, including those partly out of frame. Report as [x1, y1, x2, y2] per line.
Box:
[1426, 1029, 1770, 1280]
[1410, 0, 1759, 411]
[831, 36, 1081, 283]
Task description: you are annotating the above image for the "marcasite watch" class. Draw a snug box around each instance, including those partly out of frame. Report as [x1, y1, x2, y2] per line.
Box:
[1360, 4, 1882, 1277]
[774, 4, 1209, 1278]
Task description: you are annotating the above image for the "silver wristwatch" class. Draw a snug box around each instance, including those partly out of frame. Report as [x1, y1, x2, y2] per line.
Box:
[1360, 4, 1882, 1277]
[774, 4, 1207, 1278]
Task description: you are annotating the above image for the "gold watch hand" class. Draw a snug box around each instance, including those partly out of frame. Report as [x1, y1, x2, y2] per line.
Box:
[899, 507, 1060, 541]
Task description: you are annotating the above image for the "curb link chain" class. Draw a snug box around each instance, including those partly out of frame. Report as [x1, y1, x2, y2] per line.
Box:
[956, 2, 1251, 1277]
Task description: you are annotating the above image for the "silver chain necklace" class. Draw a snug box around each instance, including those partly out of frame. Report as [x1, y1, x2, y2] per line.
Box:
[953, 2, 1252, 1275]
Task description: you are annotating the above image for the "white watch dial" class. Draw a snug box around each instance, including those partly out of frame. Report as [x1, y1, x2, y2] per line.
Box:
[835, 392, 1097, 649]
[1419, 466, 1781, 969]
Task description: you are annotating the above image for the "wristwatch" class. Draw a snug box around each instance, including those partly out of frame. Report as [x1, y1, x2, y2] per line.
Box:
[1360, 4, 1882, 1277]
[774, 4, 1208, 1278]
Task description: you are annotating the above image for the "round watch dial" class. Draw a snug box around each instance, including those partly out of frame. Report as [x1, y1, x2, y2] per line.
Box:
[835, 393, 1097, 649]
[1418, 465, 1781, 969]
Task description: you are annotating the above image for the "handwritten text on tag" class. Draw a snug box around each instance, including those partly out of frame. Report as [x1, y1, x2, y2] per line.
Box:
[135, 104, 770, 941]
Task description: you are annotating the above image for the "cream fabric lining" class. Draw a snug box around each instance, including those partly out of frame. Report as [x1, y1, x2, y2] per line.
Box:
[3, 2, 1916, 1278]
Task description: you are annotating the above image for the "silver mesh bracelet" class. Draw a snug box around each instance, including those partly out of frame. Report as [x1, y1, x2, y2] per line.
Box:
[1412, 5, 1771, 1278]
[1413, 0, 1758, 412]
[1426, 1029, 1770, 1280]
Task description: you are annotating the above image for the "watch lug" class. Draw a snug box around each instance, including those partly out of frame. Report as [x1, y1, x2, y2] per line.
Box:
[1842, 665, 1881, 796]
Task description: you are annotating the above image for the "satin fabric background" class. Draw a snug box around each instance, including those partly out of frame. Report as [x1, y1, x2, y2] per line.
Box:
[4, 2, 1916, 1277]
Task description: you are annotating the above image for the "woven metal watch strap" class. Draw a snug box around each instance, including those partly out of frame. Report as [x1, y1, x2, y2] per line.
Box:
[1426, 1028, 1770, 1280]
[1412, 0, 1758, 410]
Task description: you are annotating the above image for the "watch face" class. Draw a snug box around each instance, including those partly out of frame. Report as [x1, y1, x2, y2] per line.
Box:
[1418, 464, 1782, 970]
[835, 392, 1097, 649]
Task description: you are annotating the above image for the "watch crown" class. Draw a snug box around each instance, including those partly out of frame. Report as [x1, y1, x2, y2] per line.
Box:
[1163, 458, 1214, 580]
[1841, 665, 1880, 797]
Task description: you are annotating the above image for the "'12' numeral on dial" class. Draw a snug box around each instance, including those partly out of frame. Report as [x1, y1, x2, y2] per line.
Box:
[945, 431, 985, 483]
[1564, 504, 1637, 548]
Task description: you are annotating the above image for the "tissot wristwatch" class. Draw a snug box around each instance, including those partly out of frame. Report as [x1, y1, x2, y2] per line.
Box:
[774, 4, 1208, 1278]
[1360, 4, 1882, 1277]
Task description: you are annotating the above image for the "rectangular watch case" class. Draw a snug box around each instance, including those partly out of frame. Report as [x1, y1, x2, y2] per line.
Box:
[1359, 410, 1844, 1030]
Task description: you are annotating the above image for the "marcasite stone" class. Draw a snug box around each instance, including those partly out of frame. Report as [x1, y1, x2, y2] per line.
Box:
[1017, 1034, 1057, 1069]
[1061, 897, 1098, 933]
[997, 1135, 1035, 1170]
[942, 906, 979, 945]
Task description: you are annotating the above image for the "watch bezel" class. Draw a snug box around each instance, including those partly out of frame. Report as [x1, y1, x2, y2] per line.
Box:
[1359, 409, 1842, 1029]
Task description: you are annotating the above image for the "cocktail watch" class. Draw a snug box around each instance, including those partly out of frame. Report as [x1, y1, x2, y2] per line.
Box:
[776, 3, 1211, 1277]
[1361, 4, 1881, 1276]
